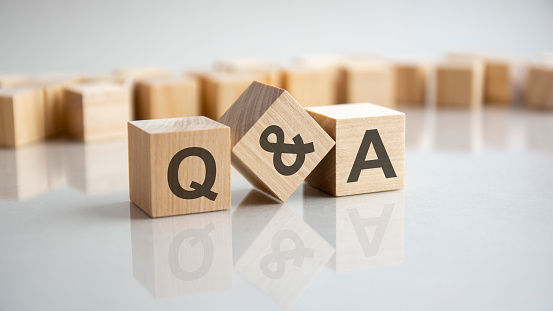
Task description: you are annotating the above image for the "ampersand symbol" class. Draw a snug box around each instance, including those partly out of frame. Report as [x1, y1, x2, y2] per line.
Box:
[259, 125, 315, 176]
[259, 229, 315, 279]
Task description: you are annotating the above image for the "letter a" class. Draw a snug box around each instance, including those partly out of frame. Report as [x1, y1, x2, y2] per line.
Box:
[347, 129, 396, 183]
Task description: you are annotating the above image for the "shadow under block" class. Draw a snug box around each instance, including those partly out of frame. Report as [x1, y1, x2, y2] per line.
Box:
[135, 77, 200, 120]
[281, 67, 336, 107]
[0, 86, 45, 147]
[128, 116, 231, 217]
[394, 63, 427, 105]
[435, 63, 484, 108]
[65, 83, 131, 142]
[305, 103, 405, 196]
[340, 60, 396, 108]
[218, 81, 335, 202]
[526, 64, 553, 109]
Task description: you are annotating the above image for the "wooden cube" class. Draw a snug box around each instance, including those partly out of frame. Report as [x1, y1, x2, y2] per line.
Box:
[112, 66, 172, 81]
[128, 116, 231, 217]
[394, 62, 427, 105]
[281, 66, 336, 107]
[135, 77, 200, 120]
[65, 83, 132, 142]
[0, 74, 28, 88]
[303, 185, 404, 272]
[435, 62, 484, 108]
[214, 59, 282, 87]
[340, 59, 396, 108]
[218, 81, 335, 201]
[0, 86, 45, 147]
[305, 103, 404, 196]
[526, 64, 553, 109]
[130, 205, 232, 297]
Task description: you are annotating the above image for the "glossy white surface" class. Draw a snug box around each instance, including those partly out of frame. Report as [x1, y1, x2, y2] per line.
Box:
[1, 106, 552, 310]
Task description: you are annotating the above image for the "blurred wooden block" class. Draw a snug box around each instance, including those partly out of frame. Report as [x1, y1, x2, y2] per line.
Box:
[292, 55, 346, 105]
[65, 83, 131, 142]
[526, 64, 553, 109]
[394, 62, 427, 105]
[135, 77, 200, 120]
[305, 103, 404, 196]
[215, 59, 282, 87]
[0, 74, 28, 88]
[281, 66, 336, 107]
[0, 86, 45, 147]
[218, 81, 335, 201]
[128, 116, 231, 217]
[340, 59, 396, 107]
[436, 62, 484, 108]
[113, 66, 172, 81]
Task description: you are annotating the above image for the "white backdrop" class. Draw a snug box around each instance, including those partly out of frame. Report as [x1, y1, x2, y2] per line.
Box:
[0, 0, 552, 74]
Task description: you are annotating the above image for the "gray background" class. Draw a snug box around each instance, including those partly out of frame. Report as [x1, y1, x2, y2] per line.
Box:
[1, 0, 552, 74]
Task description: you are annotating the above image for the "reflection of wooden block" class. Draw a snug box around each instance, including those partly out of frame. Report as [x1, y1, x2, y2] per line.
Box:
[341, 59, 395, 107]
[128, 116, 231, 217]
[233, 190, 334, 309]
[0, 74, 28, 88]
[135, 77, 200, 120]
[130, 205, 232, 298]
[218, 81, 335, 201]
[281, 66, 336, 107]
[0, 86, 45, 147]
[303, 185, 404, 272]
[434, 108, 482, 153]
[436, 63, 483, 108]
[65, 83, 132, 142]
[394, 63, 426, 105]
[215, 59, 282, 87]
[305, 103, 404, 196]
[526, 64, 553, 109]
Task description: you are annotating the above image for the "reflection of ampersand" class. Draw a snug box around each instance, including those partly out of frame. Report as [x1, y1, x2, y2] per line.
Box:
[259, 125, 315, 176]
[348, 204, 394, 257]
[259, 229, 315, 279]
[168, 223, 215, 281]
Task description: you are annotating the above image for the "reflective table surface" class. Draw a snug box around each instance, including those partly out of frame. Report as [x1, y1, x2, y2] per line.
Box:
[1, 106, 552, 310]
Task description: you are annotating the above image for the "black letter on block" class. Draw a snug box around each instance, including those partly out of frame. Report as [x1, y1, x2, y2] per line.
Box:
[347, 129, 396, 183]
[167, 147, 218, 201]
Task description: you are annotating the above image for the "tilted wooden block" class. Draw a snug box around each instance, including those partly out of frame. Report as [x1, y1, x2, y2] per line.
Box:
[0, 74, 28, 88]
[0, 86, 45, 147]
[340, 59, 396, 108]
[435, 62, 484, 108]
[128, 116, 231, 217]
[218, 81, 335, 201]
[526, 64, 553, 109]
[214, 59, 282, 87]
[281, 66, 336, 107]
[394, 62, 427, 105]
[305, 103, 404, 196]
[65, 83, 132, 142]
[135, 77, 200, 120]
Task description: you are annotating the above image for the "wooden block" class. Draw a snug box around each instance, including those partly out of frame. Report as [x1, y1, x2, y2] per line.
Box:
[218, 81, 335, 201]
[435, 62, 484, 108]
[130, 205, 232, 297]
[526, 64, 553, 109]
[303, 185, 404, 272]
[0, 143, 48, 200]
[135, 77, 200, 120]
[65, 83, 132, 142]
[112, 66, 172, 81]
[215, 59, 282, 87]
[281, 66, 336, 107]
[128, 116, 231, 217]
[340, 59, 396, 107]
[292, 55, 346, 105]
[305, 103, 404, 196]
[394, 62, 427, 105]
[0, 86, 45, 147]
[233, 189, 334, 309]
[0, 74, 28, 88]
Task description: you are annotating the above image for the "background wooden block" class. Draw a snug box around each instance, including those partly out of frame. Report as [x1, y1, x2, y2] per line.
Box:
[281, 66, 336, 107]
[219, 81, 335, 201]
[214, 59, 282, 87]
[340, 58, 396, 108]
[135, 77, 200, 120]
[526, 64, 553, 109]
[65, 83, 132, 142]
[305, 103, 405, 196]
[0, 86, 45, 147]
[292, 55, 346, 105]
[394, 62, 427, 105]
[0, 74, 28, 88]
[112, 66, 172, 81]
[128, 116, 230, 217]
[435, 62, 484, 108]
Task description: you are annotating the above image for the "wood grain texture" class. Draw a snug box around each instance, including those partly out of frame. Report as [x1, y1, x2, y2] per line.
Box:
[305, 103, 405, 196]
[281, 66, 336, 107]
[135, 77, 200, 120]
[128, 116, 231, 217]
[0, 74, 28, 88]
[340, 59, 396, 108]
[526, 64, 553, 109]
[0, 86, 45, 147]
[65, 83, 132, 142]
[394, 62, 427, 105]
[218, 81, 335, 201]
[435, 62, 484, 108]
